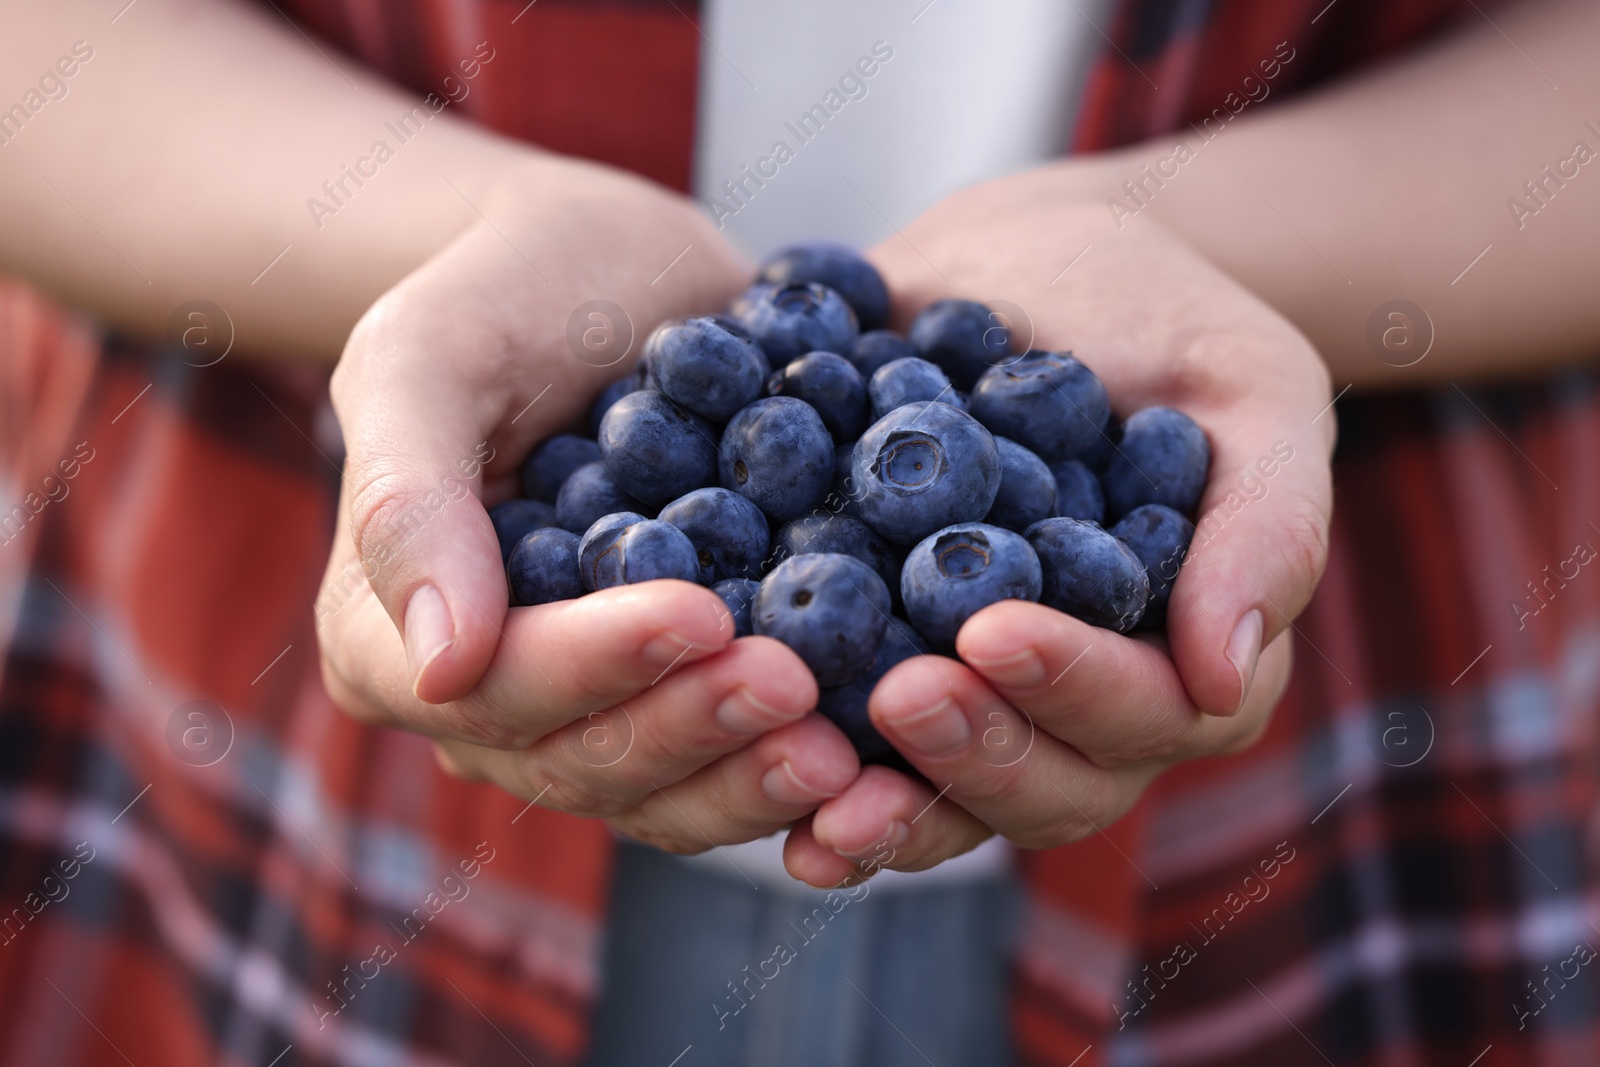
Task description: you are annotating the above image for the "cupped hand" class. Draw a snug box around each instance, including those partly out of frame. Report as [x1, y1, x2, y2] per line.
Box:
[785, 163, 1335, 884]
[317, 158, 858, 853]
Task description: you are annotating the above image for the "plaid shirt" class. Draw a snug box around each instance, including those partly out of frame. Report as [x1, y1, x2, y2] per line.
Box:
[3, 1, 1592, 1065]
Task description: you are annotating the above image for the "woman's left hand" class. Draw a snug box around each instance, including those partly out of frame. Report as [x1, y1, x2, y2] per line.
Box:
[781, 163, 1336, 883]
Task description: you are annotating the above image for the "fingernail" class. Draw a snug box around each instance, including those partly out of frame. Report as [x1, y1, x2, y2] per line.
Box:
[404, 584, 453, 696]
[836, 820, 909, 861]
[881, 697, 970, 758]
[965, 647, 1045, 688]
[715, 687, 798, 735]
[1226, 609, 1264, 715]
[642, 632, 714, 668]
[760, 761, 840, 805]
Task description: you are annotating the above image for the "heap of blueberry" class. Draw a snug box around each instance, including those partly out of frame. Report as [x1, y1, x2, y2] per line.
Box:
[495, 243, 1209, 764]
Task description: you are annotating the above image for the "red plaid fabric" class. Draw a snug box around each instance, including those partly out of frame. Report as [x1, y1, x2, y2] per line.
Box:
[4, 2, 1595, 1066]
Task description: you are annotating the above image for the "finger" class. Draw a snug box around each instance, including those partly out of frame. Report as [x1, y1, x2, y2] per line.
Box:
[433, 636, 822, 813]
[789, 766, 993, 885]
[608, 713, 859, 854]
[1164, 390, 1334, 716]
[329, 327, 513, 705]
[954, 600, 1282, 768]
[864, 656, 1154, 847]
[781, 815, 924, 889]
[320, 573, 736, 747]
[780, 815, 856, 888]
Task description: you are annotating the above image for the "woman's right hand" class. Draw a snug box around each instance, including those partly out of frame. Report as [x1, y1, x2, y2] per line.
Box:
[317, 158, 860, 853]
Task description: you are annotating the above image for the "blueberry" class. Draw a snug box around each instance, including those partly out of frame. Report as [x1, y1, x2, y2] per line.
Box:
[757, 242, 891, 331]
[1025, 517, 1149, 632]
[766, 351, 869, 441]
[711, 578, 761, 638]
[736, 282, 859, 363]
[1101, 407, 1210, 518]
[986, 437, 1057, 532]
[830, 441, 866, 519]
[851, 401, 1002, 545]
[631, 355, 657, 392]
[1079, 413, 1122, 473]
[1110, 504, 1194, 629]
[909, 299, 1011, 390]
[709, 316, 772, 376]
[833, 440, 858, 491]
[645, 317, 768, 421]
[729, 283, 774, 322]
[868, 357, 959, 420]
[718, 397, 835, 523]
[507, 527, 584, 606]
[968, 350, 1110, 463]
[1049, 459, 1106, 524]
[709, 312, 760, 343]
[519, 434, 602, 504]
[658, 487, 770, 585]
[577, 511, 646, 590]
[753, 553, 890, 686]
[589, 377, 638, 437]
[816, 619, 928, 764]
[598, 391, 719, 507]
[579, 515, 698, 591]
[489, 499, 558, 562]
[850, 330, 917, 380]
[772, 513, 899, 595]
[901, 523, 1042, 649]
[555, 461, 647, 533]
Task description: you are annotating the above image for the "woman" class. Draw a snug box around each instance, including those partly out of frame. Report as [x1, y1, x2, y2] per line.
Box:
[0, 1, 1595, 1064]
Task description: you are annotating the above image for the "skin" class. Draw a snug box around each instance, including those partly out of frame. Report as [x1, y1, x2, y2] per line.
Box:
[789, 212, 1323, 881]
[2, 0, 1597, 874]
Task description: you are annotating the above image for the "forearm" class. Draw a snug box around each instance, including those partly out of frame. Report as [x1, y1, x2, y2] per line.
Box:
[1063, 0, 1600, 388]
[0, 0, 535, 361]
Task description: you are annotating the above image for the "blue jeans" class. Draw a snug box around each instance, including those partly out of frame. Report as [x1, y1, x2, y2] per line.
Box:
[584, 841, 1019, 1067]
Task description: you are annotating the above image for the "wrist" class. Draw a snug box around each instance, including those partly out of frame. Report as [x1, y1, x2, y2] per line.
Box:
[488, 154, 753, 316]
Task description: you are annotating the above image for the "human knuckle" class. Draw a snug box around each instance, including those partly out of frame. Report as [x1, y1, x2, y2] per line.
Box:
[1004, 804, 1093, 849]
[431, 743, 484, 782]
[587, 750, 656, 797]
[1065, 786, 1119, 840]
[329, 301, 407, 406]
[1100, 719, 1189, 768]
[614, 816, 710, 857]
[344, 464, 437, 572]
[442, 702, 539, 750]
[1012, 823, 1080, 849]
[1216, 714, 1272, 757]
[1292, 342, 1335, 417]
[318, 650, 392, 729]
[1093, 745, 1161, 772]
[1165, 329, 1258, 405]
[632, 729, 701, 781]
[1277, 489, 1332, 588]
[697, 783, 750, 836]
[326, 344, 365, 416]
[543, 774, 629, 819]
[1163, 337, 1218, 401]
[952, 767, 1022, 808]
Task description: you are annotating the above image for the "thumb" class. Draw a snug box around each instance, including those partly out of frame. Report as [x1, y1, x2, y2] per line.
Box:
[1165, 419, 1334, 717]
[332, 364, 508, 706]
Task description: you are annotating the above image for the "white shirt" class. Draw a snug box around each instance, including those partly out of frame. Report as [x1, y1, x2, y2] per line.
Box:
[686, 0, 1108, 891]
[694, 0, 1108, 257]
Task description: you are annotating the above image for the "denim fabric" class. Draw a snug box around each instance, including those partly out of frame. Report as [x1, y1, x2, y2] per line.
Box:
[585, 840, 1020, 1067]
